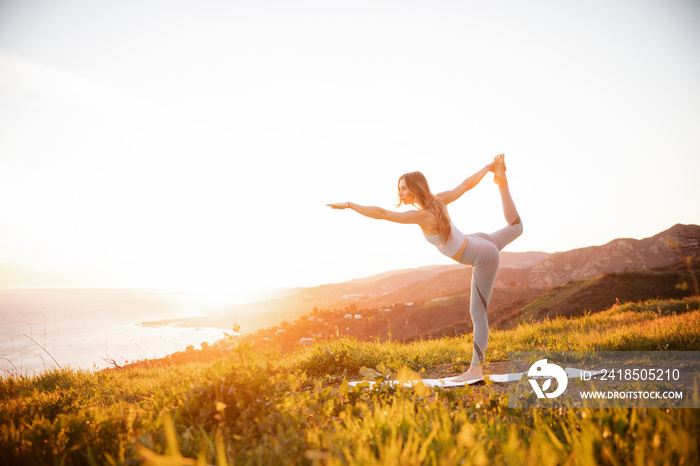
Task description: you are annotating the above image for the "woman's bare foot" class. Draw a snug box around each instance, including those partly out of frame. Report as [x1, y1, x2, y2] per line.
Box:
[450, 365, 484, 383]
[493, 153, 507, 186]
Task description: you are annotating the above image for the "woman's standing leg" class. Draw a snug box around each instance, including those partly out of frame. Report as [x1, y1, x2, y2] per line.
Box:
[451, 238, 500, 383]
[468, 241, 500, 368]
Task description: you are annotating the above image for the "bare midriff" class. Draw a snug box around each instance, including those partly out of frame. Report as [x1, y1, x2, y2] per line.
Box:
[451, 236, 468, 262]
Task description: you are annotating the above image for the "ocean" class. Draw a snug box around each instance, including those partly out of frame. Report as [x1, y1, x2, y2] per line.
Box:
[0, 289, 231, 376]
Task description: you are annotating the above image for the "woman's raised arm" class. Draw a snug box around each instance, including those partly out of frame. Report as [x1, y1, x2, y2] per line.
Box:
[436, 162, 494, 206]
[327, 202, 430, 225]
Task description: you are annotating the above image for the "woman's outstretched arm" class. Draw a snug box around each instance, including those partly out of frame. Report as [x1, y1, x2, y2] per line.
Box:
[327, 202, 430, 225]
[436, 162, 494, 206]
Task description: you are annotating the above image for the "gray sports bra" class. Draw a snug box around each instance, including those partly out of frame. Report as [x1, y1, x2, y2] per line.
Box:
[422, 220, 466, 258]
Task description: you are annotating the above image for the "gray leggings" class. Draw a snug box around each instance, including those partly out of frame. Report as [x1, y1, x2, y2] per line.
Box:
[457, 218, 523, 367]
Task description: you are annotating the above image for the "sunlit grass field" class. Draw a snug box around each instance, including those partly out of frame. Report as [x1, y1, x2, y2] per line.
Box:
[1, 296, 699, 465]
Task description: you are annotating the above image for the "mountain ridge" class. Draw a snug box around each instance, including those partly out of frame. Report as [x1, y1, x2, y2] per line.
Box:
[162, 223, 699, 334]
[242, 255, 700, 348]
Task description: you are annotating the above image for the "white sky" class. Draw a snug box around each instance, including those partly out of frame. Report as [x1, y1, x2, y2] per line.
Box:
[1, 0, 699, 297]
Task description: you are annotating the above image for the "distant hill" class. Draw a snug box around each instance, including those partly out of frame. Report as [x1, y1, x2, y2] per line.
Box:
[151, 224, 699, 334]
[192, 251, 553, 332]
[323, 223, 698, 304]
[387, 223, 700, 293]
[288, 250, 552, 307]
[307, 223, 699, 311]
[241, 254, 699, 348]
[499, 223, 700, 289]
[500, 254, 700, 328]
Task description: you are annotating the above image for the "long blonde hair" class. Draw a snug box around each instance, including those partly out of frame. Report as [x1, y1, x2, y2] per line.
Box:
[398, 171, 452, 244]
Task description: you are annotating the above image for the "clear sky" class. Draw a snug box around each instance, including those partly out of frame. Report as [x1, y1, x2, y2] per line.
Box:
[1, 0, 699, 299]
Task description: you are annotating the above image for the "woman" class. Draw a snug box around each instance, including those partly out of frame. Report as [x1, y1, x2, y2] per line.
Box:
[327, 154, 523, 383]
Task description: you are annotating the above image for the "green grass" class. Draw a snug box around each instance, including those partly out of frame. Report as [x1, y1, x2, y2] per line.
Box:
[1, 297, 699, 465]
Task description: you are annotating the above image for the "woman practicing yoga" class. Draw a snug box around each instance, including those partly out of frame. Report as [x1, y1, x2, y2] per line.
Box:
[327, 154, 523, 384]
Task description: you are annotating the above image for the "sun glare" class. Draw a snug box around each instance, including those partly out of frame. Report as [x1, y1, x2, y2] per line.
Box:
[1, 2, 699, 292]
[184, 286, 250, 308]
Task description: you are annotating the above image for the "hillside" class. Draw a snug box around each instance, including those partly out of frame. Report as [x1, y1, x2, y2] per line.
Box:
[240, 255, 699, 349]
[504, 254, 700, 327]
[144, 251, 551, 332]
[267, 250, 552, 310]
[141, 224, 699, 335]
[514, 223, 700, 289]
[404, 223, 700, 293]
[265, 223, 699, 322]
[242, 287, 544, 349]
[3, 297, 698, 465]
[407, 255, 700, 339]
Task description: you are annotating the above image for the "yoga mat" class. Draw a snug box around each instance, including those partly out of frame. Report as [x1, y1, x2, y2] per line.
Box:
[348, 378, 482, 388]
[349, 368, 605, 388]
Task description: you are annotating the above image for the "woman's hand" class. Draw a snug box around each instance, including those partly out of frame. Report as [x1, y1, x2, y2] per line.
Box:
[487, 162, 495, 172]
[327, 202, 351, 209]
